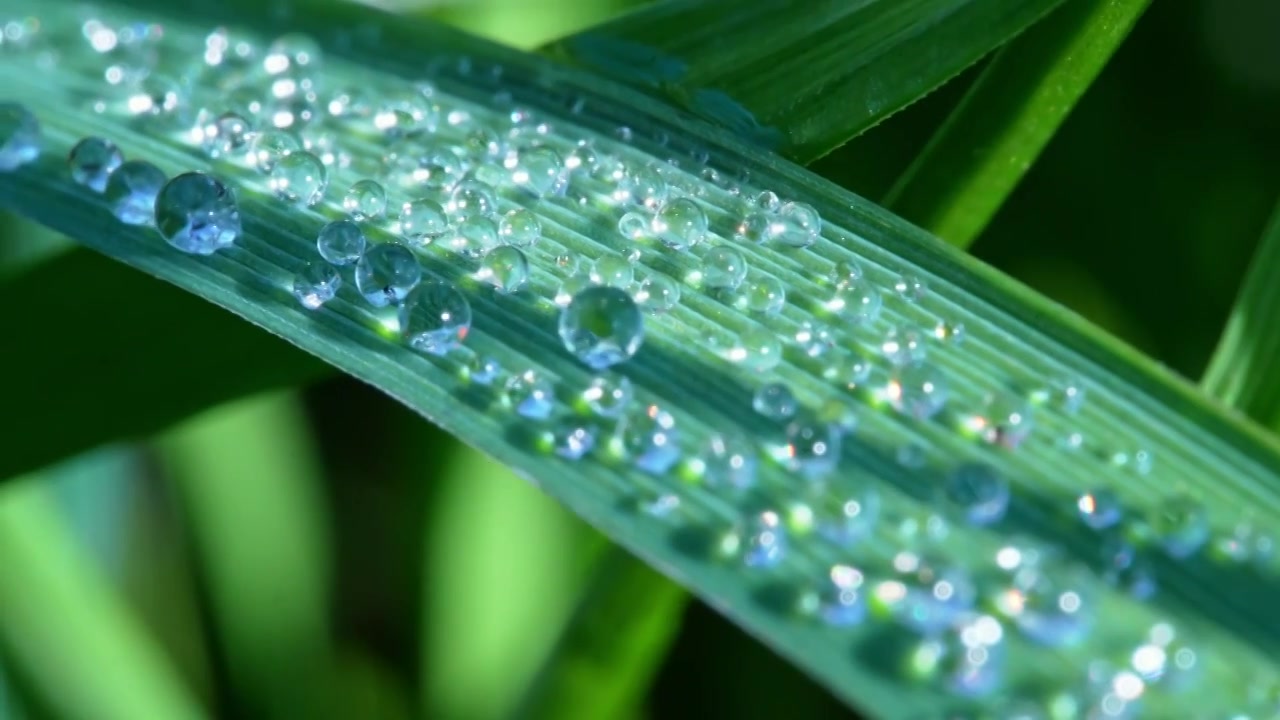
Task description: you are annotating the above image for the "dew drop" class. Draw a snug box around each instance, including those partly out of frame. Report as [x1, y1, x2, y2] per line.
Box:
[775, 420, 841, 481]
[398, 197, 449, 244]
[580, 374, 633, 418]
[511, 146, 565, 197]
[550, 417, 596, 460]
[698, 433, 756, 491]
[447, 178, 497, 222]
[886, 365, 950, 420]
[67, 136, 123, 192]
[452, 217, 501, 257]
[399, 280, 471, 356]
[104, 160, 166, 225]
[354, 243, 421, 307]
[894, 274, 927, 302]
[1076, 489, 1123, 530]
[1149, 495, 1210, 558]
[635, 273, 681, 313]
[803, 564, 867, 627]
[618, 211, 648, 241]
[291, 260, 341, 310]
[915, 615, 1007, 697]
[498, 208, 541, 247]
[316, 220, 366, 265]
[702, 246, 748, 290]
[745, 276, 786, 315]
[623, 164, 668, 209]
[342, 179, 387, 221]
[248, 128, 300, 172]
[0, 102, 41, 171]
[506, 370, 555, 420]
[772, 201, 821, 248]
[753, 190, 781, 212]
[739, 510, 787, 568]
[154, 172, 241, 255]
[880, 328, 927, 367]
[826, 278, 883, 323]
[993, 545, 1093, 647]
[753, 382, 798, 421]
[478, 246, 529, 293]
[269, 150, 327, 206]
[942, 463, 1009, 526]
[590, 255, 634, 288]
[735, 212, 773, 243]
[881, 552, 976, 635]
[795, 321, 837, 358]
[651, 198, 708, 249]
[624, 406, 681, 474]
[723, 326, 783, 372]
[467, 355, 504, 386]
[816, 486, 881, 547]
[559, 286, 645, 370]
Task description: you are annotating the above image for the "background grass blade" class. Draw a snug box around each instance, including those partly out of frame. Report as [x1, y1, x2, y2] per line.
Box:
[1202, 198, 1280, 426]
[514, 545, 687, 720]
[883, 0, 1151, 248]
[545, 0, 1067, 162]
[0, 248, 330, 478]
[0, 476, 204, 720]
[7, 0, 1280, 715]
[157, 391, 335, 720]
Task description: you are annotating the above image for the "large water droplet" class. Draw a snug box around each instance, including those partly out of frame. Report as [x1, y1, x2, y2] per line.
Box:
[590, 255, 634, 288]
[248, 128, 300, 172]
[702, 246, 748, 290]
[651, 198, 707, 249]
[291, 260, 341, 310]
[478, 246, 529, 293]
[498, 208, 541, 247]
[511, 146, 565, 197]
[559, 286, 645, 370]
[154, 172, 241, 255]
[354, 243, 421, 307]
[771, 201, 821, 248]
[104, 160, 166, 225]
[343, 179, 387, 221]
[399, 280, 472, 356]
[316, 220, 366, 265]
[398, 197, 449, 244]
[826, 278, 883, 323]
[635, 273, 681, 313]
[745, 276, 786, 315]
[0, 102, 41, 171]
[68, 136, 123, 192]
[447, 178, 497, 222]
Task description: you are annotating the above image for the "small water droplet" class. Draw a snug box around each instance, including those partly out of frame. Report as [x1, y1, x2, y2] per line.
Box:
[914, 615, 1007, 697]
[880, 328, 927, 367]
[771, 201, 821, 248]
[202, 112, 251, 158]
[697, 433, 756, 491]
[1212, 519, 1275, 566]
[618, 211, 648, 241]
[0, 102, 41, 170]
[942, 463, 1009, 526]
[104, 160, 166, 225]
[802, 564, 867, 627]
[745, 276, 786, 315]
[753, 190, 781, 212]
[354, 242, 421, 307]
[449, 217, 499, 257]
[506, 369, 555, 420]
[622, 164, 668, 209]
[722, 326, 783, 371]
[992, 544, 1093, 647]
[248, 128, 300, 172]
[269, 150, 326, 205]
[316, 220, 366, 265]
[67, 136, 123, 192]
[1149, 495, 1210, 558]
[774, 420, 841, 481]
[894, 274, 927, 302]
[1077, 489, 1123, 530]
[826, 278, 883, 323]
[511, 146, 565, 197]
[739, 510, 787, 568]
[702, 246, 748, 290]
[447, 178, 496, 222]
[579, 374, 633, 418]
[795, 321, 837, 358]
[624, 405, 681, 474]
[498, 208, 541, 247]
[651, 198, 707, 249]
[816, 485, 881, 546]
[154, 172, 241, 255]
[590, 255, 634, 288]
[478, 245, 529, 293]
[466, 354, 504, 386]
[753, 382, 798, 421]
[880, 552, 976, 635]
[559, 286, 645, 370]
[399, 280, 472, 356]
[635, 273, 681, 313]
[885, 365, 950, 420]
[342, 179, 387, 221]
[398, 197, 449, 244]
[291, 260, 341, 309]
[550, 416, 596, 460]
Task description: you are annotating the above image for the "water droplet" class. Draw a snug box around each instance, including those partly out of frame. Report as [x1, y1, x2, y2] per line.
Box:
[775, 420, 841, 481]
[154, 172, 241, 255]
[67, 136, 123, 192]
[291, 260, 341, 309]
[795, 321, 837, 358]
[498, 208, 541, 247]
[697, 433, 756, 491]
[735, 212, 773, 243]
[753, 382, 798, 421]
[830, 260, 863, 286]
[559, 286, 644, 370]
[771, 201, 821, 248]
[967, 396, 1036, 449]
[1212, 519, 1276, 565]
[447, 217, 498, 257]
[343, 179, 387, 221]
[722, 326, 783, 371]
[550, 417, 596, 460]
[942, 463, 1009, 526]
[447, 178, 496, 222]
[1077, 489, 1123, 530]
[745, 276, 786, 315]
[0, 101, 41, 170]
[398, 197, 448, 244]
[398, 280, 472, 356]
[803, 564, 867, 627]
[816, 485, 881, 546]
[264, 33, 322, 76]
[880, 328, 927, 367]
[248, 128, 300, 172]
[269, 150, 326, 206]
[1098, 534, 1158, 600]
[993, 544, 1093, 647]
[651, 198, 707, 249]
[885, 365, 949, 420]
[506, 369, 555, 420]
[1149, 495, 1210, 558]
[618, 211, 648, 241]
[622, 164, 668, 209]
[826, 278, 883, 322]
[702, 246, 748, 290]
[881, 552, 976, 635]
[354, 242, 421, 307]
[753, 190, 781, 212]
[624, 406, 681, 474]
[511, 146, 565, 196]
[736, 510, 787, 568]
[635, 273, 681, 313]
[316, 220, 366, 265]
[590, 255, 634, 287]
[104, 160, 166, 225]
[478, 246, 529, 293]
[913, 614, 1007, 697]
[894, 274, 927, 302]
[580, 374, 633, 418]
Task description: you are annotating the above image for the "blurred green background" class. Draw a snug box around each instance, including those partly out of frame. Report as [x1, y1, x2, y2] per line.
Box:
[1, 0, 1278, 718]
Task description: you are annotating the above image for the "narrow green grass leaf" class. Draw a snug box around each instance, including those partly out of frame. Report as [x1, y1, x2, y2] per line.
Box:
[544, 0, 1067, 162]
[883, 0, 1151, 248]
[156, 391, 334, 720]
[1202, 199, 1280, 426]
[6, 1, 1280, 716]
[0, 477, 204, 720]
[0, 249, 330, 478]
[515, 546, 687, 720]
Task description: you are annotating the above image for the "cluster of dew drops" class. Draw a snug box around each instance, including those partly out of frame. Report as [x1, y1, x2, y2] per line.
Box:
[2, 10, 1280, 717]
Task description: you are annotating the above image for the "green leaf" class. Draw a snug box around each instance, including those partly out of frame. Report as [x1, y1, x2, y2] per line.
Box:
[0, 477, 204, 720]
[0, 248, 330, 478]
[7, 0, 1280, 716]
[1202, 198, 1280, 426]
[515, 545, 687, 720]
[883, 0, 1151, 248]
[544, 0, 1068, 162]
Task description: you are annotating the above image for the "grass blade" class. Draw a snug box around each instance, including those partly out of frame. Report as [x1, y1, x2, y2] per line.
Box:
[545, 0, 1067, 163]
[1202, 198, 1280, 425]
[0, 248, 330, 477]
[0, 477, 204, 720]
[883, 0, 1151, 248]
[157, 391, 334, 719]
[515, 545, 687, 720]
[6, 0, 1280, 715]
